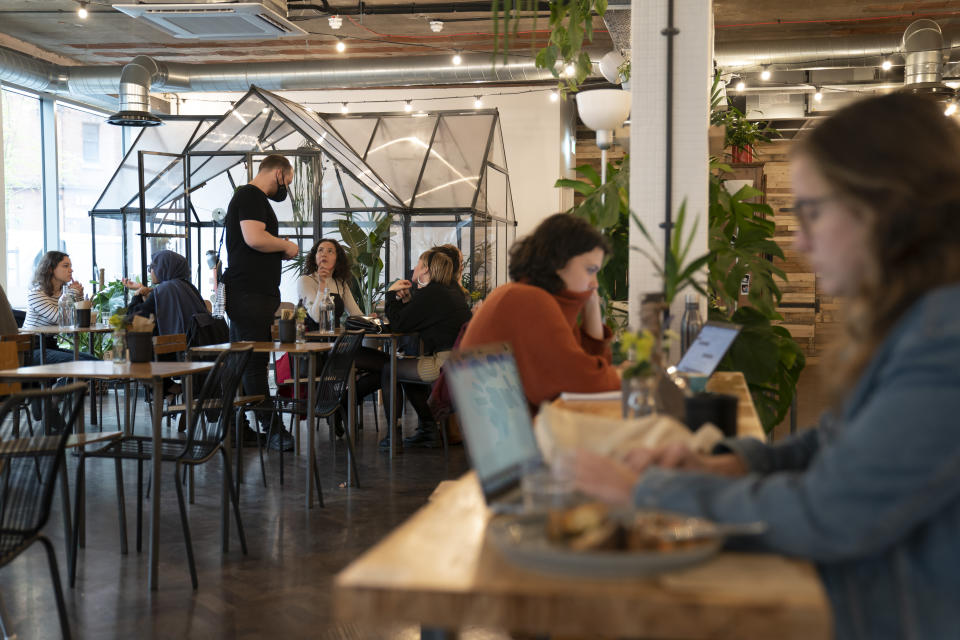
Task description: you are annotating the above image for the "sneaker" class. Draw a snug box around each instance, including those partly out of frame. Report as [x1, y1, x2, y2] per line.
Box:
[268, 429, 295, 452]
[402, 423, 441, 449]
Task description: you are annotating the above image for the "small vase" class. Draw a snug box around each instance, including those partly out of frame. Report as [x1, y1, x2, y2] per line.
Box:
[112, 330, 127, 364]
[622, 374, 657, 419]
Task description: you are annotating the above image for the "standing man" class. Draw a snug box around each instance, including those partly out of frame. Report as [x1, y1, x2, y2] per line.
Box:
[223, 154, 299, 451]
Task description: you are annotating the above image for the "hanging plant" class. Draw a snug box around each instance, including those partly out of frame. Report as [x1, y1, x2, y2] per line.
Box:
[493, 0, 608, 94]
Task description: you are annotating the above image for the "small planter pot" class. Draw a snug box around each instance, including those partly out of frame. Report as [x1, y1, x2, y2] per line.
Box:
[127, 331, 154, 363]
[730, 146, 754, 163]
[277, 319, 296, 344]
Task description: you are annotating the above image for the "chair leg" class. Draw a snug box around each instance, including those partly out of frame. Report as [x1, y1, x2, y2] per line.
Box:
[58, 461, 73, 581]
[70, 454, 84, 588]
[340, 410, 362, 489]
[136, 457, 143, 553]
[114, 458, 128, 555]
[221, 450, 248, 555]
[256, 409, 274, 489]
[173, 462, 199, 590]
[38, 535, 72, 640]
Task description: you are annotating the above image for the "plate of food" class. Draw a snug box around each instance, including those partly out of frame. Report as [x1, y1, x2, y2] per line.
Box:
[488, 502, 764, 578]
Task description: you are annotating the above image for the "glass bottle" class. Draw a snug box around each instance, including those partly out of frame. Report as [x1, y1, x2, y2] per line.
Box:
[58, 284, 76, 328]
[295, 298, 307, 343]
[324, 288, 336, 332]
[680, 294, 703, 356]
[112, 330, 127, 364]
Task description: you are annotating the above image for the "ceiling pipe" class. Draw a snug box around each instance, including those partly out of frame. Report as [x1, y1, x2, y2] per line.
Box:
[902, 19, 946, 87]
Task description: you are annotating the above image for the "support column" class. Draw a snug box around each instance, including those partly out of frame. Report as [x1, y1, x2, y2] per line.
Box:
[40, 97, 59, 252]
[629, 0, 712, 327]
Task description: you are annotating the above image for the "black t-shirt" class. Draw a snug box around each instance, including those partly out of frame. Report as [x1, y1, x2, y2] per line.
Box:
[222, 184, 282, 294]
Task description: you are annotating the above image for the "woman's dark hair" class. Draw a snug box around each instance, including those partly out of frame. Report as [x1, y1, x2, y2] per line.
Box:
[33, 251, 70, 297]
[508, 213, 610, 293]
[304, 238, 352, 282]
[793, 92, 960, 394]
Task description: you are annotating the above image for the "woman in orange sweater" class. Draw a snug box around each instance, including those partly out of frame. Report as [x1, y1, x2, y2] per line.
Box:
[460, 213, 621, 410]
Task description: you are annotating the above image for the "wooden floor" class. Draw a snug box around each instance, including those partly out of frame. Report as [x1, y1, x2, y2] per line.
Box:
[0, 395, 511, 640]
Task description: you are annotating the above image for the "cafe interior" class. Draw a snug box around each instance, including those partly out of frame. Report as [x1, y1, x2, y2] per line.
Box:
[0, 1, 958, 638]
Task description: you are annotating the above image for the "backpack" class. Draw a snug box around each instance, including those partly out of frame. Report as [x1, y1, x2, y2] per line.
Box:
[186, 311, 230, 350]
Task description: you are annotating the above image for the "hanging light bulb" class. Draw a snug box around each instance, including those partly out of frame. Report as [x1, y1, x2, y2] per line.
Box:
[404, 100, 413, 113]
[564, 63, 576, 77]
[760, 67, 771, 81]
[77, 1, 88, 19]
[473, 96, 483, 109]
[549, 90, 559, 102]
[945, 101, 958, 117]
[336, 39, 346, 53]
[881, 59, 893, 71]
[341, 102, 349, 114]
[813, 88, 823, 103]
[328, 14, 342, 29]
[452, 51, 462, 65]
[735, 80, 746, 92]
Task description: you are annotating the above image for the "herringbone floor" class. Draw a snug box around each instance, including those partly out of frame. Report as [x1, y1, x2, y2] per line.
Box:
[0, 394, 507, 640]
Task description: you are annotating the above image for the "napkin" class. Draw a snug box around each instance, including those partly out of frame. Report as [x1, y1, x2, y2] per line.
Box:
[75, 299, 92, 310]
[130, 314, 155, 333]
[533, 401, 724, 464]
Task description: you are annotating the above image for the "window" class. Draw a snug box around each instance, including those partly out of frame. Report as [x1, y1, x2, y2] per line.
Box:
[1, 87, 45, 308]
[81, 122, 100, 164]
[56, 102, 124, 289]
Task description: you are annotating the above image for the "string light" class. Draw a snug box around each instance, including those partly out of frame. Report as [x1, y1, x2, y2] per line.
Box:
[813, 87, 823, 103]
[452, 51, 462, 65]
[549, 90, 559, 102]
[473, 96, 483, 108]
[760, 67, 771, 81]
[77, 1, 88, 19]
[341, 102, 349, 114]
[735, 80, 746, 92]
[404, 100, 413, 112]
[336, 39, 346, 53]
[881, 59, 893, 71]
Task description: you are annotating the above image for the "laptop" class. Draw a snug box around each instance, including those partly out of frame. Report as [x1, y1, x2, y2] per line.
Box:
[444, 343, 542, 510]
[674, 321, 743, 377]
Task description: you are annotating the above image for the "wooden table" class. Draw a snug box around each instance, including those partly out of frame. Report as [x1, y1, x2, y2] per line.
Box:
[191, 341, 333, 509]
[334, 371, 831, 639]
[307, 330, 412, 459]
[553, 371, 766, 441]
[0, 360, 214, 591]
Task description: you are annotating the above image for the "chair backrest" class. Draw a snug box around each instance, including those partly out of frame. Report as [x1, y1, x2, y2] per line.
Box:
[0, 333, 34, 367]
[185, 312, 229, 353]
[180, 345, 253, 456]
[153, 333, 187, 359]
[0, 383, 86, 561]
[0, 342, 20, 395]
[314, 330, 365, 416]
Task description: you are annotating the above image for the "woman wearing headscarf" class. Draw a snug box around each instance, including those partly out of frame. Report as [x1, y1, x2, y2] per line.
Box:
[124, 250, 208, 335]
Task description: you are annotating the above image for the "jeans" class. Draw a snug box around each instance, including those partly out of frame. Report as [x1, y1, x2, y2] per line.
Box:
[226, 288, 278, 422]
[32, 347, 98, 364]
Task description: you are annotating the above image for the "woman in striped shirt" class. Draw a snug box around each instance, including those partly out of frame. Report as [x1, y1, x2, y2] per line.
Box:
[23, 251, 96, 363]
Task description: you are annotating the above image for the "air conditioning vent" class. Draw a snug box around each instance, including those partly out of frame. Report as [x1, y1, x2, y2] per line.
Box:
[113, 2, 306, 39]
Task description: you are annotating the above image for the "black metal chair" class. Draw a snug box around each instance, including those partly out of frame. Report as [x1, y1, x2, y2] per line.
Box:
[265, 330, 365, 489]
[78, 345, 253, 589]
[0, 383, 86, 640]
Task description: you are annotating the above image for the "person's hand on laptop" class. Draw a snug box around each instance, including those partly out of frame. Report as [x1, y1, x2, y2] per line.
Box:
[574, 449, 638, 505]
[623, 444, 748, 477]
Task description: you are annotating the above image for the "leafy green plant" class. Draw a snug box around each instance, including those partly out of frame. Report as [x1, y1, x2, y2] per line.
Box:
[494, 0, 607, 94]
[631, 199, 710, 306]
[337, 210, 394, 314]
[59, 279, 128, 359]
[708, 162, 805, 430]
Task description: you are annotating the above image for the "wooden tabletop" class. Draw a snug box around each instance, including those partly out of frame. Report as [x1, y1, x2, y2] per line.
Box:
[552, 371, 766, 441]
[305, 330, 409, 339]
[335, 473, 831, 638]
[20, 324, 113, 335]
[191, 341, 333, 354]
[0, 360, 213, 380]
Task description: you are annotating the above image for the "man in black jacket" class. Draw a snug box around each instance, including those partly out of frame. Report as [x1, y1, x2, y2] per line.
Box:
[223, 155, 299, 451]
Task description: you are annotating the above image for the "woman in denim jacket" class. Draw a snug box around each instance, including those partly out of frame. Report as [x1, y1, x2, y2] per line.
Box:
[577, 93, 960, 639]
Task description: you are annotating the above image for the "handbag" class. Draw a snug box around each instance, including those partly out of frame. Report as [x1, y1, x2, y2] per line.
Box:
[344, 315, 384, 333]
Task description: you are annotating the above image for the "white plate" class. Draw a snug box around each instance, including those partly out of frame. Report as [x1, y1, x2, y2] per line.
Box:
[488, 511, 723, 578]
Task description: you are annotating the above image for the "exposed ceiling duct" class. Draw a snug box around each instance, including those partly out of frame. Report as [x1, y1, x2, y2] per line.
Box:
[901, 19, 953, 97]
[113, 1, 307, 40]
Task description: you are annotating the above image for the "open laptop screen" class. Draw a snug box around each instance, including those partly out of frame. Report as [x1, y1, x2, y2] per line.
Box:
[445, 344, 542, 501]
[675, 321, 742, 376]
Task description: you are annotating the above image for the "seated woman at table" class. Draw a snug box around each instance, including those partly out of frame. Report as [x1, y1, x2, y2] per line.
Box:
[297, 238, 362, 328]
[576, 93, 960, 639]
[124, 250, 207, 336]
[23, 251, 98, 363]
[458, 213, 620, 411]
[377, 247, 472, 449]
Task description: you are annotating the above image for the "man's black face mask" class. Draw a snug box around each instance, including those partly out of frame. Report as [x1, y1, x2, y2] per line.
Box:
[269, 172, 288, 203]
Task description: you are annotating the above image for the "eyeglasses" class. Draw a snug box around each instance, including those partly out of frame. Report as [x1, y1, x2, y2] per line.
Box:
[792, 194, 837, 235]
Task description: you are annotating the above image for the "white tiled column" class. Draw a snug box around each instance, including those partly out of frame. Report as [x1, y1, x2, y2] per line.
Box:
[629, 0, 712, 327]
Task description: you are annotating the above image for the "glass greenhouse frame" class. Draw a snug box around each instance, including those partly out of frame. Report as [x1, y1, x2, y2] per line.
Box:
[89, 86, 516, 308]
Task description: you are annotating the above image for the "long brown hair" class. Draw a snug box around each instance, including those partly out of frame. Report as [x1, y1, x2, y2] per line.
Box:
[795, 93, 960, 394]
[33, 251, 69, 297]
[304, 238, 352, 282]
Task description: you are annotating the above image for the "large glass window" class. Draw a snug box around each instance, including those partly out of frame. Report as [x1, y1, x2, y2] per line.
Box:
[56, 102, 124, 289]
[1, 87, 45, 307]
